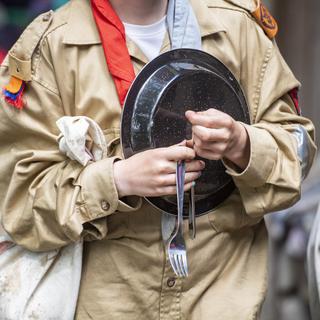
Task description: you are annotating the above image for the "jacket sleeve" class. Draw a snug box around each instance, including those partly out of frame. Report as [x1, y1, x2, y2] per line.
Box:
[224, 17, 317, 218]
[0, 28, 141, 252]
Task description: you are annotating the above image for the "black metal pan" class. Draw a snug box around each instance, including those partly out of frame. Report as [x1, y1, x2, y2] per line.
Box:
[121, 49, 250, 217]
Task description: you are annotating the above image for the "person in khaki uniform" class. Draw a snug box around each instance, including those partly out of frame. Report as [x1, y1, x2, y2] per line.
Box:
[0, 0, 316, 319]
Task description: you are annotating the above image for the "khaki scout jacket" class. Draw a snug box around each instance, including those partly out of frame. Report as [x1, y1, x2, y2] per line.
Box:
[0, 0, 316, 319]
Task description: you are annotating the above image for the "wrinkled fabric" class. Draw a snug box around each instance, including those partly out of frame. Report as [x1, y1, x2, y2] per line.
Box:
[0, 240, 83, 320]
[0, 0, 317, 319]
[0, 115, 105, 320]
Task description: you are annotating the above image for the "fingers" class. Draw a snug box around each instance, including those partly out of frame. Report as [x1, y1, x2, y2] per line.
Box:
[158, 171, 201, 186]
[193, 132, 230, 151]
[192, 126, 230, 144]
[157, 159, 205, 174]
[185, 109, 232, 128]
[174, 140, 187, 147]
[192, 133, 230, 160]
[192, 147, 223, 161]
[164, 145, 196, 161]
[186, 139, 193, 149]
[185, 159, 205, 172]
[183, 181, 195, 192]
[184, 109, 239, 162]
[155, 180, 198, 196]
[156, 160, 206, 174]
[185, 171, 202, 184]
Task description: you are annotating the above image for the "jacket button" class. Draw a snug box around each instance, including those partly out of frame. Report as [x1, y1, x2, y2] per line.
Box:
[101, 200, 110, 211]
[167, 277, 176, 288]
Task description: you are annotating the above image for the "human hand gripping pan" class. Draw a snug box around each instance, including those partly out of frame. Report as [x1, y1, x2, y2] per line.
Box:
[121, 48, 250, 218]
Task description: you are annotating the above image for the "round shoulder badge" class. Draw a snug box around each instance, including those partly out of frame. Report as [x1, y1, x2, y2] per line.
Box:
[252, 3, 278, 39]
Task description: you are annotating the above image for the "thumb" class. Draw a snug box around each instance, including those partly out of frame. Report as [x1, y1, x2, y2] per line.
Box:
[174, 140, 187, 147]
[185, 139, 194, 149]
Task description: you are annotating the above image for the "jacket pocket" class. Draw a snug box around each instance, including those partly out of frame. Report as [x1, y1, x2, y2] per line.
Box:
[207, 190, 262, 233]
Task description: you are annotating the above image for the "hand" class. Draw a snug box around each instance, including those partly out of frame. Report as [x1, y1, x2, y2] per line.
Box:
[113, 143, 205, 198]
[185, 109, 250, 170]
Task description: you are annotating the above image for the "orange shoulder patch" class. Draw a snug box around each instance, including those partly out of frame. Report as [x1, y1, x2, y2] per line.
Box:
[2, 76, 26, 109]
[252, 3, 278, 39]
[4, 76, 23, 94]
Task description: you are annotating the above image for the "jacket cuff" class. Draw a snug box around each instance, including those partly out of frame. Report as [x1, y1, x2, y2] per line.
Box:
[79, 157, 142, 221]
[223, 124, 278, 188]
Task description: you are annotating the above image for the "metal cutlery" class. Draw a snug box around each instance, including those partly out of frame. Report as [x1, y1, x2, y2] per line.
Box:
[167, 161, 189, 278]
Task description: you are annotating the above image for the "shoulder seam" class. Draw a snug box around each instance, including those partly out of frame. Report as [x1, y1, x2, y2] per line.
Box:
[31, 23, 68, 95]
[253, 43, 274, 121]
[41, 21, 68, 47]
[31, 41, 59, 96]
[208, 5, 254, 20]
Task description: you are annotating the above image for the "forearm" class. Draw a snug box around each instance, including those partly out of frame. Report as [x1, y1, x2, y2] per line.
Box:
[1, 156, 142, 252]
[223, 121, 250, 171]
[224, 107, 316, 218]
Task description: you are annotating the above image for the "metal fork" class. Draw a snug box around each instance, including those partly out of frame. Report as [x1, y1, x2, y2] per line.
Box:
[167, 161, 189, 277]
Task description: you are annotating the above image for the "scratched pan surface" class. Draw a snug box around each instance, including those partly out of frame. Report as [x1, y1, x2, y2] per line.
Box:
[121, 49, 250, 217]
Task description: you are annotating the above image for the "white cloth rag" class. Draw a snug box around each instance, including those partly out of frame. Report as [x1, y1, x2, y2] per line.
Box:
[56, 116, 107, 165]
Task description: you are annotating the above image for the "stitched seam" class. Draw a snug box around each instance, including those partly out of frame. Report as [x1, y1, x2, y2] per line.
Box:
[177, 280, 182, 320]
[31, 22, 68, 94]
[31, 77, 60, 96]
[11, 12, 54, 61]
[31, 37, 60, 95]
[34, 22, 68, 69]
[208, 5, 253, 18]
[252, 44, 273, 122]
[44, 22, 68, 38]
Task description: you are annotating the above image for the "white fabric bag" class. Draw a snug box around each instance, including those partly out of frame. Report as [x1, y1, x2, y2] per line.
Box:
[0, 237, 83, 320]
[0, 117, 106, 320]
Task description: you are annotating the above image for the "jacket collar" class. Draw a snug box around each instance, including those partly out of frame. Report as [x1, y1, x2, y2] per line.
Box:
[63, 0, 226, 45]
[63, 0, 101, 45]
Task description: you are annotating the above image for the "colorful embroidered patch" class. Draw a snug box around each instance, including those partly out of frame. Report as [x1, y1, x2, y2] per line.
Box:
[2, 76, 26, 109]
[289, 88, 301, 115]
[252, 3, 278, 39]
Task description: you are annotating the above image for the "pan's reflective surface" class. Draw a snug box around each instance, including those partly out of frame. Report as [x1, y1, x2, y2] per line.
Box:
[121, 49, 250, 216]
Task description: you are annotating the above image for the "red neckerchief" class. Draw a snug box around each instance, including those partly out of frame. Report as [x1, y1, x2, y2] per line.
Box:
[0, 49, 6, 64]
[91, 0, 136, 106]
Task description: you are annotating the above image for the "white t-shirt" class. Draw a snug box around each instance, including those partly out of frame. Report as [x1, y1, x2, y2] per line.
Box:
[123, 16, 167, 61]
